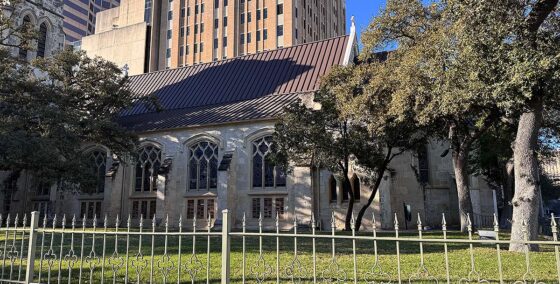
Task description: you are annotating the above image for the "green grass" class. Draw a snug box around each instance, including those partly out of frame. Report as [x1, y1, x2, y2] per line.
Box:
[0, 230, 559, 283]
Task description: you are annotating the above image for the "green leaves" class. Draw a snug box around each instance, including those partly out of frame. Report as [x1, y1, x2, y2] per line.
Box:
[0, 46, 139, 190]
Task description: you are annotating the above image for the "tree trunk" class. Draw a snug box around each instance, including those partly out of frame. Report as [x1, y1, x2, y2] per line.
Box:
[510, 96, 543, 252]
[343, 173, 354, 231]
[500, 159, 514, 229]
[452, 150, 474, 232]
[355, 168, 385, 231]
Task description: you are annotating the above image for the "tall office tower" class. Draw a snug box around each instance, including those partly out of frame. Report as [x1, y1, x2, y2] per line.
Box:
[81, 0, 346, 75]
[170, 0, 347, 67]
[63, 0, 121, 43]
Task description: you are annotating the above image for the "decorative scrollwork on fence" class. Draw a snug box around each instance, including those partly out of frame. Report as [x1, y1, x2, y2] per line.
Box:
[285, 215, 306, 283]
[321, 212, 346, 283]
[365, 213, 391, 284]
[251, 213, 272, 283]
[408, 213, 438, 284]
[513, 218, 546, 284]
[459, 214, 489, 284]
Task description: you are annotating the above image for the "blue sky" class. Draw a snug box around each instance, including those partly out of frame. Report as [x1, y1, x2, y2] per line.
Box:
[346, 1, 385, 38]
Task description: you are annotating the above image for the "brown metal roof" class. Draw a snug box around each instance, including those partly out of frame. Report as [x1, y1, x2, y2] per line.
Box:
[119, 35, 350, 132]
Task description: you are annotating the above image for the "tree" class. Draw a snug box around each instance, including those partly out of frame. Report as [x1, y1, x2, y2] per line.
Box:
[469, 123, 516, 228]
[0, 45, 142, 192]
[358, 0, 506, 231]
[325, 59, 429, 232]
[275, 57, 428, 231]
[274, 82, 379, 231]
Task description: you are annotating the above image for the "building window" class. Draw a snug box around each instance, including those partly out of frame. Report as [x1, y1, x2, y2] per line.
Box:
[275, 198, 284, 216]
[131, 199, 156, 219]
[134, 145, 162, 192]
[277, 25, 284, 36]
[263, 29, 268, 40]
[263, 8, 268, 19]
[86, 149, 107, 193]
[200, 23, 205, 33]
[223, 37, 228, 47]
[188, 141, 218, 191]
[351, 175, 360, 202]
[247, 32, 251, 43]
[185, 198, 215, 220]
[80, 201, 102, 219]
[277, 4, 283, 15]
[240, 13, 245, 24]
[252, 198, 260, 218]
[37, 23, 48, 58]
[240, 33, 245, 44]
[329, 175, 337, 203]
[252, 197, 285, 219]
[247, 12, 252, 23]
[200, 42, 204, 52]
[18, 16, 31, 60]
[263, 198, 273, 218]
[252, 136, 286, 189]
[418, 145, 429, 184]
[214, 18, 219, 29]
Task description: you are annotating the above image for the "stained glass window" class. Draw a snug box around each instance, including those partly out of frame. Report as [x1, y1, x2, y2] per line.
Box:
[134, 145, 162, 192]
[188, 141, 218, 191]
[252, 136, 286, 189]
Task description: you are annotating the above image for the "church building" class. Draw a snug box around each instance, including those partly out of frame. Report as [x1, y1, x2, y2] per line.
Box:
[0, 21, 497, 230]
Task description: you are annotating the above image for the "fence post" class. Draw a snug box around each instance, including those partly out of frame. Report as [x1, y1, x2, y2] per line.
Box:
[25, 211, 39, 283]
[221, 209, 231, 284]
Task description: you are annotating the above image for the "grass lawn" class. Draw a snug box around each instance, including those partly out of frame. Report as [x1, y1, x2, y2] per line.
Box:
[1, 230, 559, 283]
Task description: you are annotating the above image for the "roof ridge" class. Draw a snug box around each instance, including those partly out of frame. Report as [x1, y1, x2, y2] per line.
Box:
[129, 35, 350, 78]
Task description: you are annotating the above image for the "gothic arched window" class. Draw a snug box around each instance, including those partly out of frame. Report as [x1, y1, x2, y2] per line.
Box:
[134, 145, 162, 192]
[418, 145, 429, 184]
[37, 22, 48, 58]
[18, 15, 32, 60]
[188, 141, 218, 191]
[252, 136, 286, 189]
[351, 175, 360, 202]
[87, 149, 107, 193]
[329, 175, 337, 203]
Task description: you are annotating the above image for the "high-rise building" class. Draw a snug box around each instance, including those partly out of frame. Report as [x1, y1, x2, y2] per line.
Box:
[81, 0, 346, 75]
[63, 0, 121, 43]
[169, 0, 346, 67]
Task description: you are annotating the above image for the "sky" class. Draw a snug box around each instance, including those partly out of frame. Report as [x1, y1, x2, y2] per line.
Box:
[345, 1, 386, 39]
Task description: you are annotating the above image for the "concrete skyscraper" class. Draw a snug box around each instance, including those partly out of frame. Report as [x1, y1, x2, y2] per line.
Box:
[63, 0, 121, 43]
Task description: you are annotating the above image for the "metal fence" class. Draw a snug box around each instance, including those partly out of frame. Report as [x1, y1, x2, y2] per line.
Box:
[1, 210, 560, 284]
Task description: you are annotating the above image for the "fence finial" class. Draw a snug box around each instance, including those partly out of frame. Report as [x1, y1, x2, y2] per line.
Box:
[393, 213, 399, 230]
[71, 215, 76, 229]
[331, 211, 336, 229]
[442, 213, 447, 227]
[552, 213, 557, 227]
[152, 214, 156, 228]
[23, 214, 27, 226]
[417, 212, 423, 228]
[103, 215, 108, 229]
[311, 212, 316, 228]
[242, 212, 246, 229]
[43, 215, 48, 228]
[139, 214, 144, 228]
[61, 214, 66, 229]
[178, 214, 183, 228]
[127, 214, 131, 229]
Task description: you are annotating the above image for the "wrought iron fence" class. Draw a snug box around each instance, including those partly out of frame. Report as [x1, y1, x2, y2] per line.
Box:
[0, 210, 560, 283]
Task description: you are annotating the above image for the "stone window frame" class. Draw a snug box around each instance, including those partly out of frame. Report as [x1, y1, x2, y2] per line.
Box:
[133, 141, 163, 193]
[351, 174, 361, 202]
[185, 198, 216, 220]
[328, 174, 337, 203]
[245, 129, 287, 191]
[184, 134, 221, 192]
[251, 197, 286, 219]
[82, 146, 109, 194]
